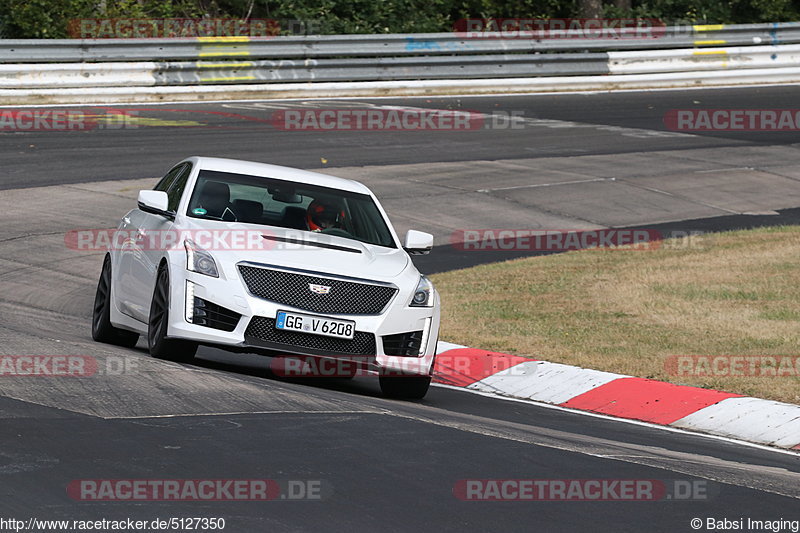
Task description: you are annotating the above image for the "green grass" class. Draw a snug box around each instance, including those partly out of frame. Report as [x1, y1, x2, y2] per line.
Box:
[431, 225, 800, 404]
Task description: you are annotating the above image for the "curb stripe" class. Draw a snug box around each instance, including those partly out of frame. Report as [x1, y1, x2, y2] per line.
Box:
[558, 377, 740, 425]
[470, 360, 623, 404]
[433, 348, 529, 387]
[671, 397, 800, 448]
[433, 342, 798, 450]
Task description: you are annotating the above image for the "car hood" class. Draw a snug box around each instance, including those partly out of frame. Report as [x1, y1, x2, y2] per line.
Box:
[179, 218, 410, 280]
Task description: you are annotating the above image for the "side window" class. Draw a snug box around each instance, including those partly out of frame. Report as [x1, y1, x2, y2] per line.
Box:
[166, 163, 192, 212]
[153, 164, 185, 193]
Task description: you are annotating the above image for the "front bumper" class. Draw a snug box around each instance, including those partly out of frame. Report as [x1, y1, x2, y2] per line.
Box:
[165, 260, 440, 376]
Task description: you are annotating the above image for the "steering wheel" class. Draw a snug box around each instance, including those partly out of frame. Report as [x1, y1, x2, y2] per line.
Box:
[320, 228, 353, 239]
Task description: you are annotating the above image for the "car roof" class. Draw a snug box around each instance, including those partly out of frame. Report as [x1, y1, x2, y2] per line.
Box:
[186, 157, 372, 195]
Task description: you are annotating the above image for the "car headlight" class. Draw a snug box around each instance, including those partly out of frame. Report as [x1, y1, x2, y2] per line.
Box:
[410, 276, 434, 307]
[185, 239, 219, 278]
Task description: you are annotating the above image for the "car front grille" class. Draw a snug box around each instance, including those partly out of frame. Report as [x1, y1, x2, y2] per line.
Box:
[244, 316, 377, 356]
[238, 264, 397, 315]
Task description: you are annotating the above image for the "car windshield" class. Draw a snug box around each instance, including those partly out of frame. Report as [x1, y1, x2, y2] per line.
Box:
[186, 169, 396, 248]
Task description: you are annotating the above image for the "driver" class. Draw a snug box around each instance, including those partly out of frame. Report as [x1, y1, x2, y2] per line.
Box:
[306, 199, 345, 231]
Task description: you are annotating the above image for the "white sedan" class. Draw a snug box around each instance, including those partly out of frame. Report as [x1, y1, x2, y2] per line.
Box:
[92, 157, 440, 399]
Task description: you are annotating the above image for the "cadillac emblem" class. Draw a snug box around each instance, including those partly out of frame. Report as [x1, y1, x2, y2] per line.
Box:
[308, 283, 331, 295]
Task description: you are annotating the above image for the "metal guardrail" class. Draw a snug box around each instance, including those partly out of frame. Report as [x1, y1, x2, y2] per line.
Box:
[608, 43, 800, 75]
[2, 22, 800, 63]
[0, 22, 799, 91]
[155, 54, 610, 86]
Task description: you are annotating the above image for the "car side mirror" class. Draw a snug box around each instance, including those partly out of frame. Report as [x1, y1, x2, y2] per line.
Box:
[403, 230, 433, 255]
[138, 190, 174, 220]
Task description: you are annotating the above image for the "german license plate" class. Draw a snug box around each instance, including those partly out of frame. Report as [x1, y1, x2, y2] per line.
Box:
[275, 310, 355, 340]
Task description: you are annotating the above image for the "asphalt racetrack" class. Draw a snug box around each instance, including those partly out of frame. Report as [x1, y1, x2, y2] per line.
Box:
[0, 86, 799, 531]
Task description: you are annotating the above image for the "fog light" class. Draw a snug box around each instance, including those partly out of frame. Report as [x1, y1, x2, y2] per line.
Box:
[418, 317, 431, 356]
[185, 280, 196, 323]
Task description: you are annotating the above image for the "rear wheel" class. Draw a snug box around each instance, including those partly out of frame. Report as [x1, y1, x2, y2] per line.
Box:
[92, 255, 140, 348]
[148, 264, 198, 363]
[379, 375, 431, 399]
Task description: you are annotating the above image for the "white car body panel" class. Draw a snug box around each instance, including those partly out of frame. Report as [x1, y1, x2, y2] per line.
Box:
[106, 157, 440, 377]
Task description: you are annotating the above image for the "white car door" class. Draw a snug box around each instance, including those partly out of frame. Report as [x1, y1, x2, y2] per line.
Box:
[116, 163, 191, 323]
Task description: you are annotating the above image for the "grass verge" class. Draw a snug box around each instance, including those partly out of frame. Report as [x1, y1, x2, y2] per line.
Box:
[431, 226, 800, 404]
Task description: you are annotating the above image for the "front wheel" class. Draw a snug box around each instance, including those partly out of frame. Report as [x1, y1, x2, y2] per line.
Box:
[379, 375, 431, 399]
[148, 265, 198, 363]
[92, 255, 140, 348]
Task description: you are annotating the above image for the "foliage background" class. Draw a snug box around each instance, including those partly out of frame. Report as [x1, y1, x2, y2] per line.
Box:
[0, 0, 798, 38]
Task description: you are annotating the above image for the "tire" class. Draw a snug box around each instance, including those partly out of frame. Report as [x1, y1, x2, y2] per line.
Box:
[148, 264, 198, 363]
[92, 255, 140, 348]
[379, 375, 431, 399]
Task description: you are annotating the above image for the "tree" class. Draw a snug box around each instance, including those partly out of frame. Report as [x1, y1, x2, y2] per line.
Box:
[578, 0, 603, 18]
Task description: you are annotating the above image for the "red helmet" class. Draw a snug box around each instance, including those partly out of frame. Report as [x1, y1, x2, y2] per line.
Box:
[306, 200, 344, 231]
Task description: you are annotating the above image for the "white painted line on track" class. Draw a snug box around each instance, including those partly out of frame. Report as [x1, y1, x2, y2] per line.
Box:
[432, 382, 800, 458]
[103, 409, 386, 420]
[477, 177, 613, 192]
